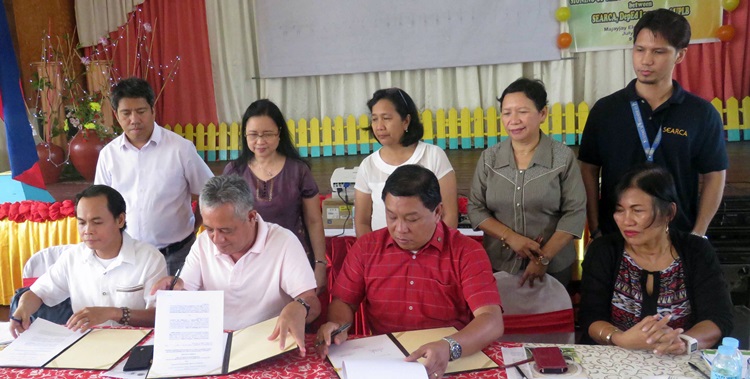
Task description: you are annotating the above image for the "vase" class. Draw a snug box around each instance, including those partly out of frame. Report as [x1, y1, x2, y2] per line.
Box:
[68, 130, 110, 182]
[36, 142, 66, 185]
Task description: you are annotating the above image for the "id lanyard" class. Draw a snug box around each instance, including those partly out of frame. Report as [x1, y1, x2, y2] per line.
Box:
[630, 101, 662, 162]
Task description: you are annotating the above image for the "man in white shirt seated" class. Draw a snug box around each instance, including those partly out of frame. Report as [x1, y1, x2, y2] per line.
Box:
[9, 185, 168, 337]
[151, 175, 320, 356]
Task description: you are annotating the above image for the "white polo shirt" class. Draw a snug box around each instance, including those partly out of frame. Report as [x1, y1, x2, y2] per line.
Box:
[94, 123, 214, 248]
[180, 214, 316, 331]
[30, 233, 168, 326]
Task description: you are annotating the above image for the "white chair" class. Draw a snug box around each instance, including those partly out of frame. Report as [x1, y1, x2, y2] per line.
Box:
[494, 271, 575, 344]
[11, 245, 75, 325]
[22, 245, 73, 279]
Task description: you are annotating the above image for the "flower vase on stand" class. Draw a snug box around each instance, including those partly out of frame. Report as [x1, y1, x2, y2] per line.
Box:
[68, 130, 110, 182]
[35, 142, 66, 185]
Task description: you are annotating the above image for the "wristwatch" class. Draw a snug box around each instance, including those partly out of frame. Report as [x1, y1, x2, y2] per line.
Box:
[678, 334, 699, 354]
[295, 298, 310, 318]
[442, 336, 462, 361]
[536, 254, 550, 266]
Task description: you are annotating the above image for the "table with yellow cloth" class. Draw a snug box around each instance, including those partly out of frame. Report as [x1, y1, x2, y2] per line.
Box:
[0, 200, 79, 304]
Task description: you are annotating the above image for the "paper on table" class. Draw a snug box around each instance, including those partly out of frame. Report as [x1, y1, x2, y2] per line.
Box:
[327, 334, 406, 375]
[148, 290, 224, 378]
[0, 318, 87, 367]
[225, 316, 297, 373]
[46, 328, 151, 370]
[392, 327, 499, 374]
[342, 358, 428, 379]
[102, 335, 155, 379]
[502, 347, 530, 379]
[0, 322, 13, 345]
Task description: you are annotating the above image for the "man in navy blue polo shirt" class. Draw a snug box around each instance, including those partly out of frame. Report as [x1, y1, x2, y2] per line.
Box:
[578, 8, 727, 238]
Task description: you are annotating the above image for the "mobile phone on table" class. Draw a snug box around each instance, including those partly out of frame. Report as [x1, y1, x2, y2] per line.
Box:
[531, 347, 568, 374]
[123, 345, 153, 371]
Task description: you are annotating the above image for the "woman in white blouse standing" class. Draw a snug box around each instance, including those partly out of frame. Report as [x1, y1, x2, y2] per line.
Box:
[354, 88, 458, 237]
[468, 78, 586, 287]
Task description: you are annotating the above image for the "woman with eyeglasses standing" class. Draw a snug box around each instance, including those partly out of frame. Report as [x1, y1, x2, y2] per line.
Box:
[354, 88, 458, 237]
[223, 99, 327, 293]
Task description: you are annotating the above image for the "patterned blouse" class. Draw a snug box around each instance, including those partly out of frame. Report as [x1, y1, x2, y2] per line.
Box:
[610, 251, 692, 331]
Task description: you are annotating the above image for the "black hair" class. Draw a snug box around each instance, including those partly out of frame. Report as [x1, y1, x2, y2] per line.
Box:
[110, 77, 155, 110]
[366, 88, 423, 146]
[75, 185, 127, 232]
[228, 99, 306, 173]
[614, 165, 678, 227]
[497, 78, 548, 112]
[633, 8, 691, 50]
[381, 164, 441, 211]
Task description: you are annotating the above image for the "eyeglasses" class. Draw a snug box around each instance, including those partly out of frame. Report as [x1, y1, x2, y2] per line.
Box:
[245, 132, 280, 141]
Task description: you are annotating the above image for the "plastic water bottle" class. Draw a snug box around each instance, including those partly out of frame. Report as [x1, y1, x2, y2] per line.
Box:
[711, 344, 742, 379]
[722, 337, 744, 377]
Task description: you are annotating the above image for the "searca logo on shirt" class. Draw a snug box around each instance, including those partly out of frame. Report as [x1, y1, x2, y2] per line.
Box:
[662, 126, 688, 137]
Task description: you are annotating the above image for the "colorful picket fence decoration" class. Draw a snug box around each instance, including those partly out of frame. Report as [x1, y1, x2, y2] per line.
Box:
[163, 97, 750, 160]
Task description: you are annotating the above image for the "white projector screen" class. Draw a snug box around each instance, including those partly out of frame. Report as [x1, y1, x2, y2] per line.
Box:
[255, 0, 561, 78]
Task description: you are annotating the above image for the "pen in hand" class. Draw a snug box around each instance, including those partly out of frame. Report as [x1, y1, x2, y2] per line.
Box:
[168, 266, 183, 290]
[315, 322, 352, 347]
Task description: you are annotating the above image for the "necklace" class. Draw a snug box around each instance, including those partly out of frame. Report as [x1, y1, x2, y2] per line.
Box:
[251, 158, 278, 178]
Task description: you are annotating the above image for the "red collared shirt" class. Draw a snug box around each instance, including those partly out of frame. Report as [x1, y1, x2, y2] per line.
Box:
[332, 222, 502, 335]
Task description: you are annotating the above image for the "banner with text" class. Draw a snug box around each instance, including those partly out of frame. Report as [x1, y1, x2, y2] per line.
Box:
[568, 0, 722, 52]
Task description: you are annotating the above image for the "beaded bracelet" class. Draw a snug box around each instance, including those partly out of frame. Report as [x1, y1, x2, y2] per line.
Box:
[119, 307, 131, 325]
[314, 259, 327, 265]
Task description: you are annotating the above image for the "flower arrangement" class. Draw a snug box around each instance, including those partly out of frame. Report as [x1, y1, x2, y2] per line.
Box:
[30, 32, 120, 145]
[64, 95, 112, 140]
[30, 7, 179, 182]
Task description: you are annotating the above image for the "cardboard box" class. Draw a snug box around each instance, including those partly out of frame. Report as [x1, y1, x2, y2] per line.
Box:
[323, 198, 354, 230]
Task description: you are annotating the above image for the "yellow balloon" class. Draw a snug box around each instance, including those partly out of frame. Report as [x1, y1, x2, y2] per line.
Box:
[723, 0, 740, 12]
[555, 7, 571, 22]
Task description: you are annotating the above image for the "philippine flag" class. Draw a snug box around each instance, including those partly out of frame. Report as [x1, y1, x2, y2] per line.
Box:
[0, 3, 45, 189]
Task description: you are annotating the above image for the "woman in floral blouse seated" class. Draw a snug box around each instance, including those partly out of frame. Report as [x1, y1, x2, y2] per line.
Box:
[579, 165, 733, 355]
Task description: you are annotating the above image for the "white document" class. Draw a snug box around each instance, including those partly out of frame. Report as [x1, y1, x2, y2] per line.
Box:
[148, 290, 224, 378]
[0, 318, 87, 367]
[342, 358, 428, 379]
[0, 322, 13, 345]
[327, 334, 408, 376]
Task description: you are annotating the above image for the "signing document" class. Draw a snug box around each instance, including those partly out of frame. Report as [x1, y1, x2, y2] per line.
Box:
[148, 290, 224, 378]
[393, 327, 498, 374]
[0, 318, 86, 367]
[327, 327, 497, 378]
[327, 334, 427, 379]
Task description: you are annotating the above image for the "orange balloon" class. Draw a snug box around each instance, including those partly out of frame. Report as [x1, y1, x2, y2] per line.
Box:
[717, 25, 736, 42]
[557, 33, 572, 49]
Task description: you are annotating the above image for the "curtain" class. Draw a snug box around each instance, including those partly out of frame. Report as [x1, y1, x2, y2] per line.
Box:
[206, 3, 748, 124]
[82, 0, 219, 126]
[206, 3, 627, 122]
[74, 0, 145, 47]
[74, 1, 750, 129]
[204, 0, 259, 123]
[675, 0, 750, 101]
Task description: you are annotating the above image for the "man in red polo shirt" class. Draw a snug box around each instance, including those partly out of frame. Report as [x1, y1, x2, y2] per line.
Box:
[316, 164, 504, 379]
